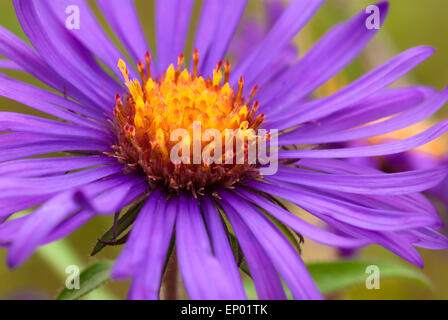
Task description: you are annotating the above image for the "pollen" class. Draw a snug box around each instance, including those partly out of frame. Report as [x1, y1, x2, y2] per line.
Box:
[109, 50, 266, 196]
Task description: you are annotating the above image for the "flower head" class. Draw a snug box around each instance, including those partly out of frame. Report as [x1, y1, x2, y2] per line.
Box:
[1, 0, 448, 300]
[111, 53, 263, 196]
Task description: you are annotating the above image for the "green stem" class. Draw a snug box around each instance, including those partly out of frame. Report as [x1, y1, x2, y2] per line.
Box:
[37, 239, 116, 300]
[161, 248, 180, 300]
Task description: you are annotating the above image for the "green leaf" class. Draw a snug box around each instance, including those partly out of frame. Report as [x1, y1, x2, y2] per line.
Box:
[266, 213, 303, 254]
[57, 260, 114, 300]
[307, 260, 431, 294]
[90, 201, 144, 256]
[38, 239, 84, 275]
[228, 233, 251, 277]
[162, 234, 176, 275]
[243, 260, 431, 299]
[38, 239, 115, 300]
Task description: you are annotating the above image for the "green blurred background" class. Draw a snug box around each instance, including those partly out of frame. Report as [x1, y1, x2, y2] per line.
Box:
[1, 0, 448, 299]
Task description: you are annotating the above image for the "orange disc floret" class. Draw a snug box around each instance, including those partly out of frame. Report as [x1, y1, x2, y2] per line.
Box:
[109, 51, 266, 196]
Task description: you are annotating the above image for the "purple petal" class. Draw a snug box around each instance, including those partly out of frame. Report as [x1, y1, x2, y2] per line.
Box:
[14, 0, 122, 110]
[111, 188, 163, 280]
[0, 156, 117, 177]
[0, 195, 50, 222]
[323, 215, 424, 267]
[96, 0, 152, 65]
[0, 73, 106, 124]
[298, 158, 440, 221]
[42, 0, 138, 80]
[6, 175, 128, 268]
[191, 0, 221, 74]
[229, 20, 265, 64]
[176, 195, 235, 300]
[259, 1, 388, 108]
[405, 227, 448, 249]
[0, 112, 111, 142]
[42, 209, 95, 245]
[231, 0, 324, 87]
[249, 180, 439, 231]
[268, 46, 435, 129]
[278, 119, 448, 159]
[74, 174, 147, 214]
[0, 134, 110, 162]
[0, 165, 124, 198]
[156, 0, 194, 72]
[270, 165, 448, 195]
[217, 198, 287, 300]
[0, 25, 102, 110]
[201, 0, 248, 74]
[220, 191, 322, 300]
[280, 86, 435, 141]
[236, 188, 369, 248]
[0, 59, 23, 71]
[280, 87, 448, 145]
[202, 197, 246, 299]
[0, 215, 27, 244]
[128, 195, 176, 300]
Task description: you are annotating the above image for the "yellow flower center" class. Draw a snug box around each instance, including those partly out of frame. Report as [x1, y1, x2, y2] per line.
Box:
[110, 51, 266, 196]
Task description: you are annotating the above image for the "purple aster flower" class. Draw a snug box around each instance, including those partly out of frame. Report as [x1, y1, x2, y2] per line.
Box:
[1, 0, 448, 300]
